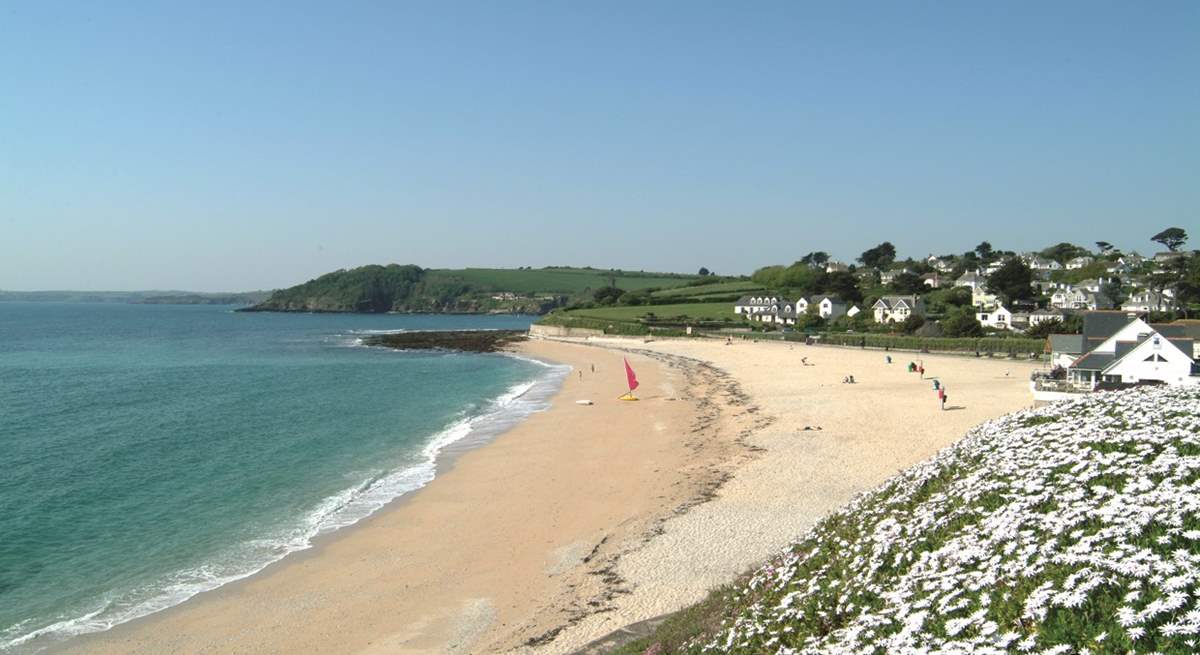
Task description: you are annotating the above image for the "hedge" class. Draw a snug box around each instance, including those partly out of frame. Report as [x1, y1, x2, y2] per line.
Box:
[811, 333, 1045, 355]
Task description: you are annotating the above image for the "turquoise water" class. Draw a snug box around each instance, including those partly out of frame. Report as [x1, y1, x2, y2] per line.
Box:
[0, 303, 562, 652]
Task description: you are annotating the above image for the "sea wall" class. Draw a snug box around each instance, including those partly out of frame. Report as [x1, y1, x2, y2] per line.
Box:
[528, 324, 605, 338]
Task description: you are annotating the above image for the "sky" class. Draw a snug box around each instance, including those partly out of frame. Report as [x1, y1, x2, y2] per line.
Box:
[1, 1, 1197, 291]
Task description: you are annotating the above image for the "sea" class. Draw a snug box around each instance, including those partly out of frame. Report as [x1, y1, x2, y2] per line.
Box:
[0, 302, 566, 652]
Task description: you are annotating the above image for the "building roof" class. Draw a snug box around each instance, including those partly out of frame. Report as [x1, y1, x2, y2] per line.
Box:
[1072, 351, 1117, 371]
[1082, 312, 1134, 341]
[1050, 334, 1087, 354]
[1168, 320, 1200, 340]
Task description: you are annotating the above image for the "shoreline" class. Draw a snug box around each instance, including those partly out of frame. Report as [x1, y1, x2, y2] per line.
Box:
[45, 335, 1042, 655]
[30, 347, 569, 655]
[53, 339, 746, 654]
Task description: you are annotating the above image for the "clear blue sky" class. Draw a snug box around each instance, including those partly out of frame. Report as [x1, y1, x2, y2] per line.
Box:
[2, 1, 1197, 291]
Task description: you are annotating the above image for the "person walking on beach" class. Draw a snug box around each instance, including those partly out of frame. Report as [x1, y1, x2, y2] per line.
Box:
[918, 363, 925, 379]
[938, 386, 947, 410]
[590, 364, 595, 373]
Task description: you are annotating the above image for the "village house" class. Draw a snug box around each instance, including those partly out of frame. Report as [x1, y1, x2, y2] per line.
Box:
[824, 261, 850, 273]
[1050, 287, 1114, 311]
[1035, 312, 1199, 402]
[976, 305, 1014, 330]
[1122, 289, 1178, 314]
[954, 271, 986, 291]
[1063, 316, 1197, 390]
[872, 295, 925, 323]
[921, 272, 943, 288]
[926, 255, 954, 272]
[879, 267, 913, 284]
[1022, 254, 1062, 272]
[810, 295, 848, 319]
[1066, 256, 1095, 270]
[1028, 307, 1070, 328]
[972, 286, 1000, 309]
[734, 295, 785, 316]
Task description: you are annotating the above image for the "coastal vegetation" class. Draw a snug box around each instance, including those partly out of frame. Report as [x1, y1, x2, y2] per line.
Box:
[243, 265, 703, 314]
[616, 386, 1200, 654]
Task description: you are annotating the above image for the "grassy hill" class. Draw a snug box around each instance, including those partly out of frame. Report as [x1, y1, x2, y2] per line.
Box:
[563, 302, 737, 323]
[617, 386, 1200, 654]
[244, 265, 701, 314]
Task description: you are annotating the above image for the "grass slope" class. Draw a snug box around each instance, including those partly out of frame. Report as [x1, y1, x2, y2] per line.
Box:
[426, 268, 699, 295]
[564, 302, 738, 323]
[618, 386, 1200, 654]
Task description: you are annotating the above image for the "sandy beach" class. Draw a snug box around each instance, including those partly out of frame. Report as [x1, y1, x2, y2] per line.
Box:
[60, 337, 1040, 654]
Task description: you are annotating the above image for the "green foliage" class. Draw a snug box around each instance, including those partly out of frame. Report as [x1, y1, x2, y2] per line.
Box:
[562, 302, 738, 323]
[1023, 314, 1083, 339]
[249, 265, 701, 314]
[889, 272, 925, 295]
[815, 332, 1043, 354]
[924, 286, 972, 315]
[1151, 227, 1188, 252]
[593, 286, 625, 305]
[986, 258, 1035, 303]
[823, 271, 864, 303]
[1039, 242, 1091, 265]
[858, 241, 897, 270]
[941, 306, 985, 338]
[252, 264, 425, 312]
[900, 313, 926, 335]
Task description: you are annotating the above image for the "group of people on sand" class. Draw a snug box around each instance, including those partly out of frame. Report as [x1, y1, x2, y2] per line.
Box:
[885, 355, 951, 410]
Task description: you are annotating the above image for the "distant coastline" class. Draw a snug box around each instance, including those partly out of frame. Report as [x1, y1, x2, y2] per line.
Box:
[0, 290, 270, 305]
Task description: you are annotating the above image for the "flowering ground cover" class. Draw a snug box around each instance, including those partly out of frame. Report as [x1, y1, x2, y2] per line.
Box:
[623, 386, 1200, 654]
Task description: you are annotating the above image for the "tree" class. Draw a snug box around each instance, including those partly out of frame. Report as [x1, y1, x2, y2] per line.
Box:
[1095, 241, 1114, 255]
[986, 258, 1035, 304]
[889, 272, 926, 296]
[800, 251, 830, 267]
[900, 313, 926, 335]
[697, 267, 711, 276]
[941, 306, 984, 338]
[858, 242, 897, 270]
[1152, 227, 1188, 252]
[1040, 242, 1090, 265]
[593, 287, 624, 305]
[822, 271, 863, 303]
[975, 241, 995, 262]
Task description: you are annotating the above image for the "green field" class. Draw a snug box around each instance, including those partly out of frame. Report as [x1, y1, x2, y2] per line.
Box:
[563, 302, 737, 322]
[650, 280, 764, 298]
[425, 267, 698, 295]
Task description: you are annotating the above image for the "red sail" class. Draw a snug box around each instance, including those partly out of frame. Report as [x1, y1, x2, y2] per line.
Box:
[624, 357, 639, 391]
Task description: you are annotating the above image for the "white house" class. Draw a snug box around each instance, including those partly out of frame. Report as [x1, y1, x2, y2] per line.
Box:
[1029, 307, 1070, 327]
[1023, 254, 1062, 272]
[794, 295, 848, 320]
[880, 268, 913, 284]
[1122, 290, 1177, 314]
[976, 305, 1014, 330]
[955, 271, 985, 291]
[972, 286, 1000, 309]
[734, 295, 785, 316]
[873, 295, 926, 323]
[1050, 287, 1114, 311]
[825, 261, 850, 273]
[1066, 256, 1095, 270]
[1066, 317, 1197, 389]
[921, 272, 943, 289]
[926, 256, 954, 272]
[813, 295, 848, 319]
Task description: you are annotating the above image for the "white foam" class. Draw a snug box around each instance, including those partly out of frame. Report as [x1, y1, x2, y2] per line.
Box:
[0, 361, 570, 654]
